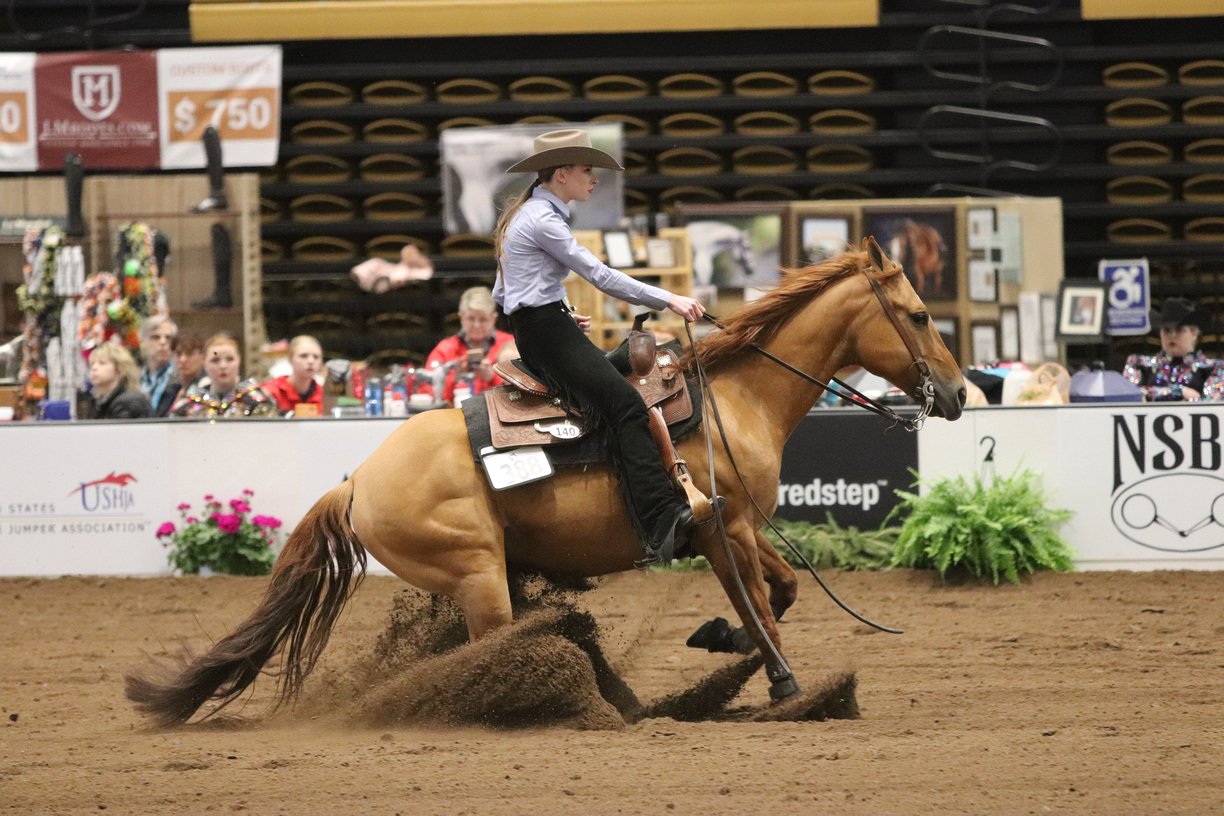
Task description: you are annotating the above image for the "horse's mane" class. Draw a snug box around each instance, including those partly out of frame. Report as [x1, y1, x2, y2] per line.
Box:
[691, 247, 895, 369]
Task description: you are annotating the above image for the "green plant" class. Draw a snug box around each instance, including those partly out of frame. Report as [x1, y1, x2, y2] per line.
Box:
[763, 516, 897, 571]
[888, 469, 1075, 584]
[657, 516, 897, 572]
[157, 490, 281, 576]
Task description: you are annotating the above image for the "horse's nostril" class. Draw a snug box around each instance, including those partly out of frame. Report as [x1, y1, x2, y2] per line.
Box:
[957, 386, 967, 408]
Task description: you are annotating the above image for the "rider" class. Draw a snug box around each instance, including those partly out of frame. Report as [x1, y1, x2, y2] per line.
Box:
[493, 128, 706, 564]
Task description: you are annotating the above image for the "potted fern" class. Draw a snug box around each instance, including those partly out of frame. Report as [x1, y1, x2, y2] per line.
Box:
[887, 468, 1075, 584]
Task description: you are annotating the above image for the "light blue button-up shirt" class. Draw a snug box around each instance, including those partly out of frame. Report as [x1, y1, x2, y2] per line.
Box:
[493, 188, 671, 315]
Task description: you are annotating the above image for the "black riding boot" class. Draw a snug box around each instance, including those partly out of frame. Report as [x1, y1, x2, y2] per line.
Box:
[193, 223, 233, 309]
[191, 126, 228, 213]
[64, 153, 85, 238]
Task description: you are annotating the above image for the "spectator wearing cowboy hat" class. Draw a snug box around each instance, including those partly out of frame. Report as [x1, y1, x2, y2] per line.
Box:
[1123, 297, 1224, 401]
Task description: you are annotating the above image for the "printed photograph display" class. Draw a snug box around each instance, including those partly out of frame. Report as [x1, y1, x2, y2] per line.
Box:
[862, 207, 958, 301]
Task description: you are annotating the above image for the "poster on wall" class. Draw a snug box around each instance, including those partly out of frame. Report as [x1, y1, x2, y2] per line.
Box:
[34, 50, 161, 169]
[157, 46, 282, 170]
[1098, 258, 1151, 336]
[676, 203, 786, 289]
[0, 53, 38, 172]
[440, 122, 624, 237]
[0, 46, 281, 172]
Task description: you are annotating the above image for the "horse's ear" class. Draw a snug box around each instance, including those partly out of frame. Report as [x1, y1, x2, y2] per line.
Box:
[865, 235, 888, 272]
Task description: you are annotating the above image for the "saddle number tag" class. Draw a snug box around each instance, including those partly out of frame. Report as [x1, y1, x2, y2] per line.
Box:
[481, 446, 554, 491]
[535, 420, 581, 439]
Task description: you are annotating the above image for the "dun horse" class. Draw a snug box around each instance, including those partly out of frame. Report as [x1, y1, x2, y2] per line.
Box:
[126, 237, 965, 724]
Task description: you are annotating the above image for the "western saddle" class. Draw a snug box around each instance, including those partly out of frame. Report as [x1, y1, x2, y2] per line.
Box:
[486, 315, 716, 522]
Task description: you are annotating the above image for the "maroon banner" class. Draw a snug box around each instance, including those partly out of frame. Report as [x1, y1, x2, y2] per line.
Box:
[34, 51, 160, 170]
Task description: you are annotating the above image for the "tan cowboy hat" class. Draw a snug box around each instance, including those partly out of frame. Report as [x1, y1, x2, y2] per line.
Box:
[506, 129, 623, 174]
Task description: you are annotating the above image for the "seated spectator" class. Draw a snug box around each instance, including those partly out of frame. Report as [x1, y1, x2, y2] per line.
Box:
[170, 329, 206, 405]
[139, 315, 179, 417]
[421, 286, 515, 406]
[260, 335, 325, 416]
[172, 332, 276, 418]
[89, 343, 154, 419]
[1124, 297, 1224, 401]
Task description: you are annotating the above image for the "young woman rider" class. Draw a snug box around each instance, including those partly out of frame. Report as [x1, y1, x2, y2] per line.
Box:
[493, 129, 706, 563]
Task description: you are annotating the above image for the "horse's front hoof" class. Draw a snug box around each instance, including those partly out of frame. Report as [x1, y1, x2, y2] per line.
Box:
[686, 617, 736, 652]
[768, 674, 802, 702]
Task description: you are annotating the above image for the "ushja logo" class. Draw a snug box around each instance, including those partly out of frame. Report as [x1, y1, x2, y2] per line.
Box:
[71, 65, 121, 121]
[68, 472, 138, 512]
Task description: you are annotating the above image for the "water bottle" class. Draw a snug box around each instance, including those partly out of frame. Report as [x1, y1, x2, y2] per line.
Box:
[364, 376, 382, 416]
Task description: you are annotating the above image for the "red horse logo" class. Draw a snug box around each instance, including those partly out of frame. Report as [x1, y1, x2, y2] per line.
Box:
[67, 471, 138, 497]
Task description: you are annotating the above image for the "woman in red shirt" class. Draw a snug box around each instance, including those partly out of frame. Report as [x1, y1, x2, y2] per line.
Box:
[421, 286, 515, 406]
[260, 335, 325, 416]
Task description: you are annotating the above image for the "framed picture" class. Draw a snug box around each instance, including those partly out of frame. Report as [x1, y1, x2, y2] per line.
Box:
[971, 321, 999, 366]
[933, 316, 960, 363]
[862, 207, 959, 301]
[645, 237, 676, 269]
[797, 214, 853, 266]
[1056, 280, 1109, 344]
[968, 259, 998, 303]
[967, 207, 995, 251]
[675, 203, 787, 289]
[1000, 306, 1020, 360]
[603, 230, 636, 268]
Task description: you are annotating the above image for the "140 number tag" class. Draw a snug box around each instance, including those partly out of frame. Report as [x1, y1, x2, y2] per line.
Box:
[480, 446, 554, 491]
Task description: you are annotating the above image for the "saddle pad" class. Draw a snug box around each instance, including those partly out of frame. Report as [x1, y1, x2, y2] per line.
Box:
[462, 369, 705, 470]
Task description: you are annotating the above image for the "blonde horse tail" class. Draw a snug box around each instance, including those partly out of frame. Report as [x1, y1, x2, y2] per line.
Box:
[124, 479, 365, 726]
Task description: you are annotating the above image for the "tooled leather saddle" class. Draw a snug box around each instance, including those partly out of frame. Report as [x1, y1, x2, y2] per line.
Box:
[485, 333, 693, 451]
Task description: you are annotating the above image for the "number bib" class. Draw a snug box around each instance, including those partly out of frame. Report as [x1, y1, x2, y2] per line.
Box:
[479, 446, 554, 491]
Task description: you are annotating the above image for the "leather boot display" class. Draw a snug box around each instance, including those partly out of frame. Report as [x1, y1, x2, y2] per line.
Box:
[190, 126, 229, 213]
[64, 153, 85, 238]
[193, 222, 233, 309]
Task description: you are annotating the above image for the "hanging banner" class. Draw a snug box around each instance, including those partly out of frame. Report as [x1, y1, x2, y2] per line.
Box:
[0, 46, 280, 173]
[157, 45, 281, 170]
[0, 53, 38, 172]
[34, 50, 161, 170]
[1099, 257, 1151, 336]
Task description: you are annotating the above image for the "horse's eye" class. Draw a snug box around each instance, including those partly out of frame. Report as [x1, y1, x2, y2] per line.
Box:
[910, 312, 930, 328]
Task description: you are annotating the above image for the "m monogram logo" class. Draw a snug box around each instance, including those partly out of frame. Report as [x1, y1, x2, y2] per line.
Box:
[71, 65, 121, 121]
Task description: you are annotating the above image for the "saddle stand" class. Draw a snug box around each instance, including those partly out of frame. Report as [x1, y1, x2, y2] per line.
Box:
[487, 315, 716, 521]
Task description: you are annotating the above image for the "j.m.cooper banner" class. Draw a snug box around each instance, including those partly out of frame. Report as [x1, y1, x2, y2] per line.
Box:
[0, 46, 280, 172]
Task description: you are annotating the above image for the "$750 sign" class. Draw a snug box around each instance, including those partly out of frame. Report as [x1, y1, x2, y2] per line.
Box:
[167, 87, 278, 143]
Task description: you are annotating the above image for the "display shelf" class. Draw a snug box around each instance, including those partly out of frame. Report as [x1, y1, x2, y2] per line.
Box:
[564, 227, 692, 350]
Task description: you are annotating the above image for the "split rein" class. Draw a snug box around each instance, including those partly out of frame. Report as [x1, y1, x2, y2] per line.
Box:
[679, 276, 937, 637]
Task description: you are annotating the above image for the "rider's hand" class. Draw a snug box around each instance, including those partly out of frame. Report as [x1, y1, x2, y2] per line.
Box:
[668, 294, 705, 322]
[571, 312, 592, 334]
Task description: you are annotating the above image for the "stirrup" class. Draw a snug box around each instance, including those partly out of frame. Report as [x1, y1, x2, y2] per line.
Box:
[671, 459, 722, 524]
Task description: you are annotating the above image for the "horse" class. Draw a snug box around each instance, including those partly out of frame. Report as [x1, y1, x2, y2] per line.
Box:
[441, 129, 536, 235]
[124, 237, 966, 725]
[687, 220, 755, 286]
[888, 219, 947, 296]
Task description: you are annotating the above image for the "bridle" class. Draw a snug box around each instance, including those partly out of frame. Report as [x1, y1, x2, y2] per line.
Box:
[703, 261, 938, 433]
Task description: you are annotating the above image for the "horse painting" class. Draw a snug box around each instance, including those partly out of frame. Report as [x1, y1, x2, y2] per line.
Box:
[125, 237, 965, 724]
[687, 220, 756, 286]
[887, 219, 948, 297]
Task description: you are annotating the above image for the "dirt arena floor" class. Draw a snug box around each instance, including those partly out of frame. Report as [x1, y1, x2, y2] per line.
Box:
[3, 567, 1223, 815]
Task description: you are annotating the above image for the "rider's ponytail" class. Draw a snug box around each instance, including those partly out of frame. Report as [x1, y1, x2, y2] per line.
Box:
[494, 167, 560, 277]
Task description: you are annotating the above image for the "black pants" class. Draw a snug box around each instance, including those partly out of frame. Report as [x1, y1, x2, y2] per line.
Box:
[509, 301, 684, 549]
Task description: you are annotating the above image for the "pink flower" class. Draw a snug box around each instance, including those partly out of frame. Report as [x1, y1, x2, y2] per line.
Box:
[177, 502, 191, 511]
[242, 489, 254, 496]
[217, 514, 242, 534]
[230, 499, 251, 513]
[185, 516, 197, 524]
[209, 512, 222, 523]
[156, 521, 176, 537]
[253, 515, 282, 530]
[204, 494, 214, 501]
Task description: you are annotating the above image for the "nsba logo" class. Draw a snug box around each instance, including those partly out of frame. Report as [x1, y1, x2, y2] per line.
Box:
[71, 65, 121, 121]
[67, 471, 138, 512]
[1111, 413, 1224, 552]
